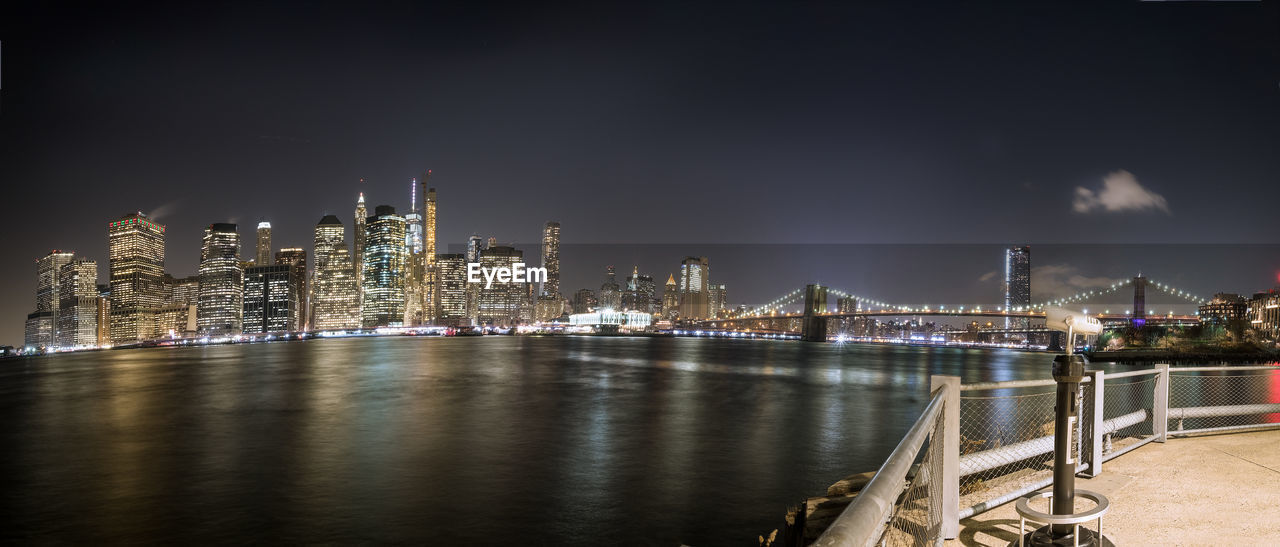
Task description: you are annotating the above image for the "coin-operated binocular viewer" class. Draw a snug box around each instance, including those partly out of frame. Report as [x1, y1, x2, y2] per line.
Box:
[1015, 308, 1113, 547]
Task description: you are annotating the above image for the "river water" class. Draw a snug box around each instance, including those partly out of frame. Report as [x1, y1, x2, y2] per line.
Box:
[0, 336, 1114, 545]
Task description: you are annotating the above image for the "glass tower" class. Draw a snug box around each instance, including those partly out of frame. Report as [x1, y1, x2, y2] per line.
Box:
[197, 223, 243, 336]
[361, 205, 407, 327]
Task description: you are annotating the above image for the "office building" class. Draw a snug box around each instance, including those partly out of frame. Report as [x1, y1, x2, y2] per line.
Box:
[708, 283, 727, 318]
[243, 265, 292, 333]
[1004, 246, 1031, 331]
[56, 260, 99, 348]
[422, 185, 438, 325]
[466, 233, 483, 263]
[361, 205, 407, 327]
[435, 253, 470, 326]
[662, 274, 678, 320]
[541, 221, 561, 298]
[476, 245, 524, 326]
[197, 223, 243, 335]
[108, 212, 167, 344]
[275, 248, 307, 331]
[572, 288, 597, 314]
[256, 221, 272, 265]
[353, 192, 367, 297]
[678, 256, 710, 320]
[313, 242, 361, 330]
[622, 266, 656, 313]
[29, 250, 75, 347]
[1199, 293, 1248, 325]
[1248, 289, 1280, 340]
[599, 266, 621, 310]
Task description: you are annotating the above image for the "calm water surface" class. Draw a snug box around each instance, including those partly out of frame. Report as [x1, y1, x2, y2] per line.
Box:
[0, 336, 1112, 545]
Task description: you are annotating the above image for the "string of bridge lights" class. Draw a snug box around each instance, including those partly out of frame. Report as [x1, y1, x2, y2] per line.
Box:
[747, 278, 1207, 317]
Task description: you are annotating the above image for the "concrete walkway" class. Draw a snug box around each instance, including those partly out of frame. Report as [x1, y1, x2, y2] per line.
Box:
[948, 429, 1280, 546]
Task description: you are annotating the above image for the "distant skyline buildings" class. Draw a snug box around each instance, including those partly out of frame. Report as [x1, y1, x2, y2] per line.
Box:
[107, 212, 167, 345]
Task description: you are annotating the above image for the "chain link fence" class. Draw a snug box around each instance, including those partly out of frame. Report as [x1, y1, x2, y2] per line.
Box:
[1100, 372, 1156, 461]
[882, 407, 945, 546]
[956, 383, 1063, 518]
[1169, 368, 1280, 435]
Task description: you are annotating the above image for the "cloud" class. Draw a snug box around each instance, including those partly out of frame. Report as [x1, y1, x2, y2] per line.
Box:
[978, 270, 998, 283]
[1072, 170, 1170, 214]
[1032, 263, 1125, 301]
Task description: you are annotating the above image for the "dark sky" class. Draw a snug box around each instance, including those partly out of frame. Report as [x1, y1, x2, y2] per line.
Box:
[2, 1, 1279, 344]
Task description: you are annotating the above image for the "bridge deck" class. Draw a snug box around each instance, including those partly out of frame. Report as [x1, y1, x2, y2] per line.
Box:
[947, 428, 1280, 545]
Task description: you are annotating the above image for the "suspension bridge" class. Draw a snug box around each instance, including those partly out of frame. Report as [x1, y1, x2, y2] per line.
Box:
[705, 276, 1206, 342]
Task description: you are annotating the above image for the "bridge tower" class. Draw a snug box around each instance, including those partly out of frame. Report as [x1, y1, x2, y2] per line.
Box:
[801, 284, 828, 342]
[1132, 275, 1147, 327]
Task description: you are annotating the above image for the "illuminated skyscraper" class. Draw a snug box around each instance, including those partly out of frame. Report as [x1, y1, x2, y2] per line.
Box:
[1004, 246, 1031, 331]
[36, 250, 75, 316]
[466, 233, 483, 263]
[275, 248, 307, 331]
[256, 221, 272, 265]
[540, 221, 560, 298]
[108, 212, 166, 344]
[599, 266, 621, 310]
[476, 245, 524, 326]
[404, 181, 425, 325]
[622, 265, 656, 313]
[353, 191, 368, 297]
[312, 242, 360, 330]
[312, 215, 345, 327]
[678, 256, 710, 320]
[423, 184, 438, 324]
[435, 253, 469, 326]
[662, 274, 678, 320]
[361, 205, 407, 327]
[708, 283, 727, 318]
[197, 223, 243, 336]
[56, 259, 99, 348]
[243, 265, 292, 333]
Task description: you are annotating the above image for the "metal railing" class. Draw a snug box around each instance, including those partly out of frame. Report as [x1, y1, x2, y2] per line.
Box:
[816, 363, 1280, 545]
[815, 380, 952, 546]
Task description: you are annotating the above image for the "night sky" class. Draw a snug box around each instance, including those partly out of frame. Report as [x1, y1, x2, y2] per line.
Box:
[2, 1, 1278, 345]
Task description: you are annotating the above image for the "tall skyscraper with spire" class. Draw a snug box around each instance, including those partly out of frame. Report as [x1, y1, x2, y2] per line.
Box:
[256, 221, 272, 265]
[353, 190, 368, 300]
[403, 179, 425, 325]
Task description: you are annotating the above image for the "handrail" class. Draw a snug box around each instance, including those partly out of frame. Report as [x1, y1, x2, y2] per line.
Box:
[961, 377, 1089, 391]
[1169, 365, 1280, 373]
[815, 387, 946, 547]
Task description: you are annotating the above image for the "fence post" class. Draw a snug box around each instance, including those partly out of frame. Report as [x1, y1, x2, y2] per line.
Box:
[1080, 370, 1104, 478]
[930, 375, 960, 539]
[1153, 364, 1169, 443]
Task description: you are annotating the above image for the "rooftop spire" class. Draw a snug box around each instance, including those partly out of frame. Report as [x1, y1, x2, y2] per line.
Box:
[410, 178, 417, 212]
[357, 192, 365, 205]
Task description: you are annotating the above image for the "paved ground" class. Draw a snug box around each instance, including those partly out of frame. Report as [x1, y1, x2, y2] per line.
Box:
[947, 429, 1280, 546]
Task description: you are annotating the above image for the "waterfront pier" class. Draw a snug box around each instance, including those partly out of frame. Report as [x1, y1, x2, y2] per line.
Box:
[800, 364, 1280, 546]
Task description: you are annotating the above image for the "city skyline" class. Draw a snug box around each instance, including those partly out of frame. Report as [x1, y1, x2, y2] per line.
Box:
[3, 1, 1280, 344]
